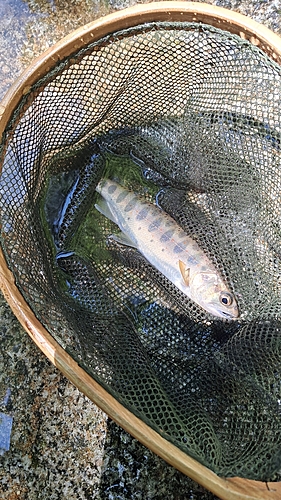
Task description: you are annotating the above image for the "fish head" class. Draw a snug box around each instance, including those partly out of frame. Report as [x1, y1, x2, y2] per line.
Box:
[179, 262, 239, 319]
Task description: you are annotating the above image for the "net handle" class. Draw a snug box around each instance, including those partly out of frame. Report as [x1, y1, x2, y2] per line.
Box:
[0, 3, 281, 498]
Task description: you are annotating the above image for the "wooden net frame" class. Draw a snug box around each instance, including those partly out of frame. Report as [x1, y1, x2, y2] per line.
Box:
[0, 3, 281, 498]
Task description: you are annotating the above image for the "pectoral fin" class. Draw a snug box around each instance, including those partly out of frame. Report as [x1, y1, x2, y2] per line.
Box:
[109, 232, 138, 249]
[179, 260, 190, 286]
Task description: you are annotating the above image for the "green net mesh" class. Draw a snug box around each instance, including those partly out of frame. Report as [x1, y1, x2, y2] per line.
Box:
[1, 21, 281, 481]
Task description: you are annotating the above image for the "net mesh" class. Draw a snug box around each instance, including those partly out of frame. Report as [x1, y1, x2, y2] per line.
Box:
[1, 21, 281, 481]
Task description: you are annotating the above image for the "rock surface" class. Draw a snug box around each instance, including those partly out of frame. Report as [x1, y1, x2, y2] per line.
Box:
[1, 1, 280, 498]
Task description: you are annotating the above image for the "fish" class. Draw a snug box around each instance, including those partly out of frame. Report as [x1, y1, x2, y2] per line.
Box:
[95, 179, 239, 319]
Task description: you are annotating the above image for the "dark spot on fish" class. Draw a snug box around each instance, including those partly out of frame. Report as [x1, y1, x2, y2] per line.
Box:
[136, 207, 149, 221]
[148, 218, 162, 232]
[184, 239, 191, 247]
[160, 229, 174, 243]
[116, 191, 129, 204]
[124, 197, 138, 212]
[107, 184, 117, 194]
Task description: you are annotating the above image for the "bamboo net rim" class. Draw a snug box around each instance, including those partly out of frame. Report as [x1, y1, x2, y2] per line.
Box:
[0, 3, 281, 499]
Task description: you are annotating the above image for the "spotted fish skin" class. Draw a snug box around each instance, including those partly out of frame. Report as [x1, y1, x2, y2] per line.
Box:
[95, 179, 239, 319]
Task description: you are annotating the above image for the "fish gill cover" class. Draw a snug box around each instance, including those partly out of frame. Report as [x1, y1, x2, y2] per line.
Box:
[0, 22, 281, 480]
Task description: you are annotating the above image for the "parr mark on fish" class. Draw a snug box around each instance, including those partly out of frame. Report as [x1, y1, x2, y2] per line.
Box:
[116, 191, 128, 204]
[148, 218, 162, 232]
[160, 229, 175, 243]
[124, 197, 138, 212]
[136, 207, 149, 221]
[107, 184, 117, 194]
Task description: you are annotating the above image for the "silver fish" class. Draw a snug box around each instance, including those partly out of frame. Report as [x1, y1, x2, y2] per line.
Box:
[95, 179, 239, 319]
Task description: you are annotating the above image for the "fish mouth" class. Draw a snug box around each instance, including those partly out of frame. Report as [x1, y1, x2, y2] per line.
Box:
[204, 301, 239, 319]
[219, 310, 237, 320]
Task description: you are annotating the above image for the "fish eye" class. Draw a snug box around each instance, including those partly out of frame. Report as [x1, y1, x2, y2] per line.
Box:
[219, 292, 233, 307]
